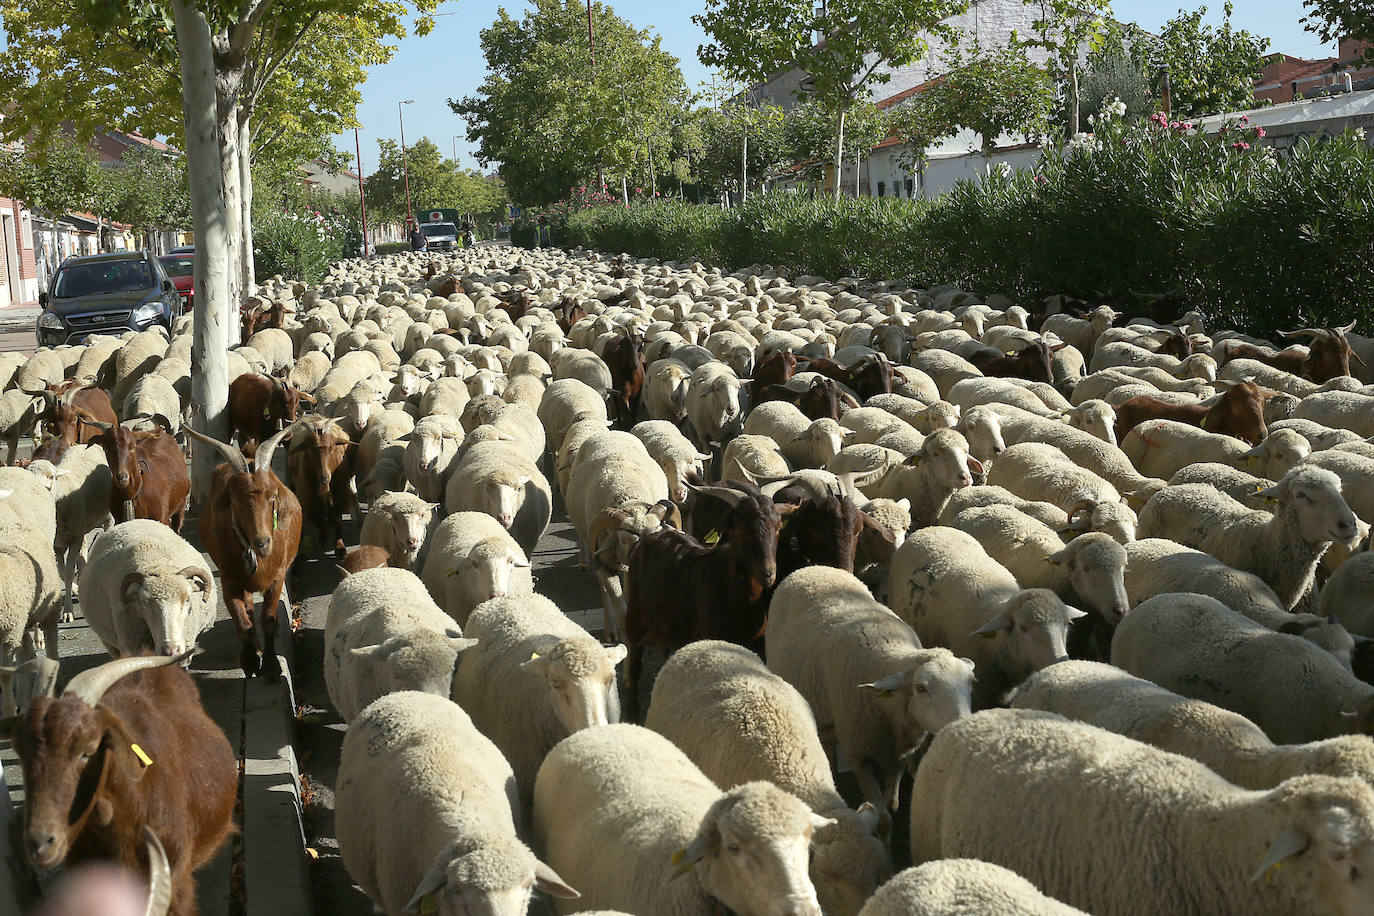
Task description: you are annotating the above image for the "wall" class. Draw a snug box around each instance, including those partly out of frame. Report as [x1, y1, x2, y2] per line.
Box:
[922, 145, 1043, 196]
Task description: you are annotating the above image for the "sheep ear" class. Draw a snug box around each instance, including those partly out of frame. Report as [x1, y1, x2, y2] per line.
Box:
[512, 553, 532, 568]
[1044, 547, 1071, 566]
[403, 864, 449, 913]
[1254, 483, 1284, 503]
[858, 670, 910, 697]
[671, 830, 715, 876]
[966, 455, 984, 475]
[534, 860, 580, 899]
[449, 637, 478, 654]
[810, 812, 838, 831]
[971, 612, 1011, 636]
[350, 644, 387, 661]
[896, 498, 911, 512]
[521, 651, 552, 675]
[1065, 605, 1088, 621]
[855, 802, 881, 835]
[1252, 827, 1309, 882]
[605, 643, 629, 665]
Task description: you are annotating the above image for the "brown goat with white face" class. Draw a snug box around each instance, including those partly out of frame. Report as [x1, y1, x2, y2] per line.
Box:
[3, 653, 236, 916]
[186, 424, 303, 680]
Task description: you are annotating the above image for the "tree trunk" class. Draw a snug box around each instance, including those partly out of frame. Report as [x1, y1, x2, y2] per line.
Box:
[833, 106, 847, 201]
[239, 111, 256, 293]
[1069, 64, 1080, 135]
[647, 135, 656, 197]
[172, 0, 232, 506]
[217, 102, 242, 342]
[622, 175, 629, 205]
[741, 129, 748, 205]
[855, 149, 861, 196]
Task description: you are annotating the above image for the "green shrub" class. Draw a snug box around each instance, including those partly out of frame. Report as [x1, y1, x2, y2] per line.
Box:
[560, 119, 1374, 338]
[373, 241, 410, 256]
[253, 208, 349, 284]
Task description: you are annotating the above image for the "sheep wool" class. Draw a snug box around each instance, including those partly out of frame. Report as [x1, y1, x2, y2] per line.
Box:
[858, 861, 1087, 916]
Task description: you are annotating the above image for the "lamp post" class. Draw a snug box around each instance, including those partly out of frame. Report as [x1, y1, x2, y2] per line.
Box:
[399, 99, 415, 227]
[354, 127, 370, 257]
[452, 136, 461, 163]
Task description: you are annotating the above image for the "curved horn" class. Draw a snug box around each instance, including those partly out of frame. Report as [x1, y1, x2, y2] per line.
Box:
[254, 420, 300, 473]
[64, 649, 198, 707]
[78, 414, 114, 432]
[184, 426, 249, 474]
[1336, 321, 1357, 335]
[1065, 497, 1098, 522]
[587, 507, 634, 554]
[785, 473, 841, 503]
[686, 482, 748, 509]
[1279, 327, 1330, 340]
[21, 386, 56, 406]
[142, 827, 173, 916]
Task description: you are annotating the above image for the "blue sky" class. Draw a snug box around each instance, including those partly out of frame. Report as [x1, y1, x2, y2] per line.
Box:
[337, 0, 1336, 178]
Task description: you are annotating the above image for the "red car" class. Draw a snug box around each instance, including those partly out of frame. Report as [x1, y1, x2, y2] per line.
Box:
[158, 252, 195, 309]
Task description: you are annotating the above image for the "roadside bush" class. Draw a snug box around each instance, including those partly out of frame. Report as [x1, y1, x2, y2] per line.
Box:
[253, 209, 348, 284]
[374, 241, 409, 256]
[562, 116, 1374, 338]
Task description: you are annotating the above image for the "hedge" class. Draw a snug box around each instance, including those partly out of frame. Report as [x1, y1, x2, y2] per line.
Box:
[561, 117, 1374, 338]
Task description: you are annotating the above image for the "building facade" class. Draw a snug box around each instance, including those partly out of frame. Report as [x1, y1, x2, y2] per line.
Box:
[0, 196, 40, 308]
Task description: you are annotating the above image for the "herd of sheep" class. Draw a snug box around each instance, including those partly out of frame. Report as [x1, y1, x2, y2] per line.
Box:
[5, 242, 1374, 915]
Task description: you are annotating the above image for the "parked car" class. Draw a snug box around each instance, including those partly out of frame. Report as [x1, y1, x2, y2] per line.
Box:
[37, 251, 182, 346]
[158, 252, 195, 309]
[169, 245, 195, 254]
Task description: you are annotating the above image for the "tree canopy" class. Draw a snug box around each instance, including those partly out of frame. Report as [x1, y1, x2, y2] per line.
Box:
[364, 138, 510, 224]
[1302, 0, 1374, 66]
[1153, 3, 1269, 118]
[452, 0, 690, 206]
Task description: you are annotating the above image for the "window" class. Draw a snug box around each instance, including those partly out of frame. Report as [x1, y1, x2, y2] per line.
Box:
[905, 177, 915, 198]
[877, 181, 886, 197]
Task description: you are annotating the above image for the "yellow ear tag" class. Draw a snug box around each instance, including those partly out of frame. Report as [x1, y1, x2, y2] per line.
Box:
[704, 529, 721, 545]
[131, 743, 153, 767]
[529, 651, 541, 660]
[263, 406, 271, 420]
[1199, 416, 1208, 430]
[1264, 860, 1284, 884]
[419, 891, 439, 914]
[273, 507, 278, 531]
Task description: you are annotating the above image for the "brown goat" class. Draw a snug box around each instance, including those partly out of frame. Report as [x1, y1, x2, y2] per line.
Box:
[968, 339, 1064, 383]
[622, 482, 788, 719]
[28, 381, 117, 447]
[286, 414, 356, 558]
[1221, 324, 1359, 383]
[799, 354, 894, 400]
[1113, 379, 1270, 445]
[338, 544, 391, 575]
[186, 425, 303, 680]
[84, 419, 190, 531]
[607, 332, 646, 429]
[757, 377, 860, 421]
[227, 373, 312, 451]
[3, 653, 237, 916]
[749, 350, 797, 406]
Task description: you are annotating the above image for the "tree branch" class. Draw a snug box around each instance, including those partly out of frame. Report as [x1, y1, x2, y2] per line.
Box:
[249, 12, 320, 108]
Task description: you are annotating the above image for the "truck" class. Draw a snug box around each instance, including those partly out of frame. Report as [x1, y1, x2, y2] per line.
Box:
[418, 208, 473, 249]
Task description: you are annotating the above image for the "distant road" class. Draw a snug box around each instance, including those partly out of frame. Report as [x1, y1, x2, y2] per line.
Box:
[0, 309, 38, 356]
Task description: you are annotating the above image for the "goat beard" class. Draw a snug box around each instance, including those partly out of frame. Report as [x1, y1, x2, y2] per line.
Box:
[243, 547, 259, 576]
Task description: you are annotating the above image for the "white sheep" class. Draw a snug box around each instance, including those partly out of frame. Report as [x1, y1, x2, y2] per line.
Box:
[419, 511, 532, 626]
[946, 377, 1059, 418]
[1013, 659, 1374, 791]
[0, 467, 59, 545]
[0, 390, 41, 464]
[743, 402, 850, 469]
[889, 527, 1084, 708]
[1059, 399, 1117, 446]
[910, 706, 1374, 916]
[646, 640, 889, 916]
[720, 434, 791, 482]
[26, 444, 112, 621]
[323, 567, 477, 722]
[444, 438, 551, 555]
[337, 691, 578, 915]
[75, 519, 214, 660]
[1042, 305, 1119, 355]
[359, 491, 437, 569]
[1294, 390, 1374, 437]
[417, 375, 471, 419]
[641, 358, 693, 424]
[532, 723, 826, 916]
[0, 540, 62, 665]
[403, 414, 464, 503]
[766, 566, 974, 832]
[860, 428, 979, 526]
[551, 347, 613, 394]
[685, 360, 742, 448]
[937, 484, 1069, 531]
[985, 441, 1120, 511]
[1113, 592, 1374, 743]
[630, 420, 709, 502]
[858, 860, 1087, 916]
[122, 374, 184, 434]
[537, 378, 609, 455]
[451, 594, 624, 816]
[1138, 467, 1358, 609]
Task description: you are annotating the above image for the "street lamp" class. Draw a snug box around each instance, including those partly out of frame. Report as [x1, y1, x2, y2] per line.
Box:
[399, 99, 415, 227]
[452, 136, 461, 163]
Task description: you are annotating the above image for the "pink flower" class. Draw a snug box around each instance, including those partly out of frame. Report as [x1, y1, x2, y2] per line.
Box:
[1182, 122, 1194, 130]
[1256, 126, 1266, 137]
[1240, 115, 1250, 123]
[1032, 174, 1048, 186]
[1231, 141, 1251, 150]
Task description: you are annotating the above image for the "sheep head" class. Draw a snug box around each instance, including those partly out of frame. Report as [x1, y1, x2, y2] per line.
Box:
[521, 637, 627, 732]
[120, 566, 215, 658]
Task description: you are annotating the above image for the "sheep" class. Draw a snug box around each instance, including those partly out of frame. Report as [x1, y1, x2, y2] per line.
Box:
[1058, 398, 1116, 446]
[1119, 416, 1255, 478]
[1322, 553, 1374, 636]
[685, 360, 742, 449]
[358, 491, 437, 569]
[720, 434, 791, 482]
[0, 389, 41, 464]
[121, 374, 184, 435]
[502, 372, 545, 412]
[0, 655, 59, 717]
[646, 641, 890, 916]
[451, 594, 624, 816]
[337, 691, 578, 916]
[403, 414, 464, 503]
[532, 723, 826, 916]
[245, 327, 294, 372]
[631, 420, 709, 502]
[947, 377, 1059, 418]
[985, 441, 1119, 511]
[444, 438, 551, 555]
[110, 330, 170, 407]
[419, 511, 533, 626]
[1301, 449, 1374, 526]
[25, 444, 112, 619]
[766, 567, 974, 834]
[1294, 390, 1374, 437]
[551, 347, 613, 394]
[743, 402, 850, 469]
[983, 403, 1160, 498]
[75, 519, 215, 661]
[323, 568, 477, 722]
[0, 467, 59, 546]
[858, 861, 1088, 916]
[889, 527, 1084, 708]
[356, 407, 414, 494]
[949, 506, 1128, 625]
[537, 378, 609, 455]
[1042, 305, 1118, 355]
[1271, 417, 1363, 450]
[1236, 427, 1313, 479]
[937, 485, 1069, 531]
[1168, 461, 1274, 502]
[1113, 592, 1374, 742]
[909, 706, 1374, 916]
[860, 428, 979, 527]
[907, 348, 981, 397]
[1138, 467, 1358, 609]
[859, 497, 911, 548]
[287, 350, 332, 393]
[417, 375, 471, 419]
[1013, 659, 1374, 792]
[0, 539, 62, 665]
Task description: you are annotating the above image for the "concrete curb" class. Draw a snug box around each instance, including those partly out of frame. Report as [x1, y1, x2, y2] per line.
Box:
[240, 593, 312, 916]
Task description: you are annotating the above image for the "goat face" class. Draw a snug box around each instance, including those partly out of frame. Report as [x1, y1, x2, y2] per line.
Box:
[727, 496, 785, 592]
[270, 383, 303, 428]
[10, 697, 120, 871]
[226, 472, 281, 569]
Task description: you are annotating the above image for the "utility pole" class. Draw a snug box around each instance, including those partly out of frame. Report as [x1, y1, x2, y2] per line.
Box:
[1157, 66, 1172, 119]
[586, 0, 604, 191]
[399, 99, 416, 227]
[355, 127, 370, 257]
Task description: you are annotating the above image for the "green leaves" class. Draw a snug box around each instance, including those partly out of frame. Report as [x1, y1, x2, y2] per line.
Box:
[362, 138, 510, 225]
[1151, 4, 1269, 119]
[1301, 0, 1374, 65]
